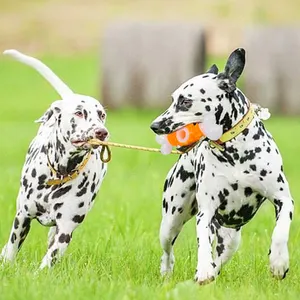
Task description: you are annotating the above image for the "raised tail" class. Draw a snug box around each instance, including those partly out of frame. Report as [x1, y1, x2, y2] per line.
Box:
[3, 49, 74, 99]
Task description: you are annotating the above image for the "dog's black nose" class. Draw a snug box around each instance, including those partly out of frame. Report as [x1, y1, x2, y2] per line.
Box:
[150, 122, 161, 133]
[95, 128, 108, 141]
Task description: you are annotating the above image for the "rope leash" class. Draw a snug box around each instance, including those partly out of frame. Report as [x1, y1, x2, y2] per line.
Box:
[88, 139, 183, 163]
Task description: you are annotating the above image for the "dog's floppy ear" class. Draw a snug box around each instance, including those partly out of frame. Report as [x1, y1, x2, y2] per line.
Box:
[35, 100, 62, 124]
[206, 64, 218, 75]
[217, 48, 245, 93]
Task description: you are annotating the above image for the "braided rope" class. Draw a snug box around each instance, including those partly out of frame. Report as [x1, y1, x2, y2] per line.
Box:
[87, 139, 182, 163]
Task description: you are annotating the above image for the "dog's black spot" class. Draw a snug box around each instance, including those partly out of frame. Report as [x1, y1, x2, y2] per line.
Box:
[31, 169, 37, 178]
[11, 232, 17, 243]
[91, 193, 97, 202]
[14, 218, 20, 229]
[72, 215, 85, 223]
[171, 206, 176, 215]
[200, 88, 206, 94]
[163, 198, 168, 213]
[260, 169, 267, 177]
[216, 244, 225, 256]
[90, 182, 96, 193]
[59, 233, 71, 243]
[78, 202, 84, 208]
[205, 105, 211, 112]
[171, 235, 178, 245]
[250, 164, 256, 171]
[176, 166, 194, 182]
[38, 174, 47, 185]
[26, 188, 34, 200]
[244, 187, 253, 197]
[78, 175, 88, 190]
[239, 150, 255, 164]
[255, 147, 262, 153]
[277, 174, 285, 183]
[231, 183, 238, 191]
[53, 202, 64, 211]
[52, 185, 72, 199]
[190, 182, 196, 191]
[243, 128, 249, 136]
[56, 213, 62, 219]
[36, 202, 46, 213]
[76, 187, 87, 197]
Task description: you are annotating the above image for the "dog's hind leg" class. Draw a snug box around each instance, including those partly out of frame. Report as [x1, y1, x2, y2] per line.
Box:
[160, 154, 196, 276]
[39, 219, 80, 269]
[1, 211, 31, 262]
[213, 224, 241, 274]
[47, 226, 57, 248]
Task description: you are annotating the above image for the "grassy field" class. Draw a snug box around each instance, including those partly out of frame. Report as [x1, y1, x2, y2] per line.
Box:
[0, 54, 300, 300]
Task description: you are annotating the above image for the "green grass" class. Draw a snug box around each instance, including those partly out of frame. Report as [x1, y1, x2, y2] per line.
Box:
[0, 54, 300, 300]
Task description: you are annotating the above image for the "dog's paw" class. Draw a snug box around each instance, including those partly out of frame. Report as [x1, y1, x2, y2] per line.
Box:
[0, 245, 14, 265]
[194, 266, 216, 285]
[269, 246, 289, 279]
[160, 253, 175, 276]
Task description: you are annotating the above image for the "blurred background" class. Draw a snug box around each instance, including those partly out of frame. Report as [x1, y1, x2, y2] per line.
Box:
[1, 2, 300, 299]
[0, 0, 300, 114]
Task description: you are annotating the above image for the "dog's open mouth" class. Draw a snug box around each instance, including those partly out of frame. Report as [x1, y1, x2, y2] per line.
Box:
[71, 139, 98, 149]
[71, 138, 105, 149]
[71, 140, 86, 147]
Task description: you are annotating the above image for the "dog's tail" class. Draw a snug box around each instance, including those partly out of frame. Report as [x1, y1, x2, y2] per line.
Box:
[3, 49, 74, 99]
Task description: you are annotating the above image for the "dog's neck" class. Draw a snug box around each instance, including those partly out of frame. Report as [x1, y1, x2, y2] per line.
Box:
[46, 126, 88, 176]
[215, 89, 250, 134]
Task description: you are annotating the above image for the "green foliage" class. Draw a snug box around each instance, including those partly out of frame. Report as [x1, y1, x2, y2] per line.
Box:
[0, 54, 300, 300]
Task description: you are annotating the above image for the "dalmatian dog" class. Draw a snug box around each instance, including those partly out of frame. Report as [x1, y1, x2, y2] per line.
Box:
[0, 50, 108, 268]
[150, 48, 294, 284]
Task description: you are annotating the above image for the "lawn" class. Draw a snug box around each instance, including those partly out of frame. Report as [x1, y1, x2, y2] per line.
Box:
[0, 53, 300, 300]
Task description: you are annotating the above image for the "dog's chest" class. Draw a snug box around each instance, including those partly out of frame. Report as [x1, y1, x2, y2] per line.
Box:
[21, 151, 107, 225]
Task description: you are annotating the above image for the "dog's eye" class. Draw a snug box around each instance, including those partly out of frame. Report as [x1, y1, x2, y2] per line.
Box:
[98, 111, 106, 120]
[183, 99, 192, 105]
[75, 111, 83, 118]
[179, 98, 192, 106]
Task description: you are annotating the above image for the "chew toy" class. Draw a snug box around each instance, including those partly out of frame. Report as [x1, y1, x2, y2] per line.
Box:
[156, 115, 223, 155]
[156, 123, 207, 155]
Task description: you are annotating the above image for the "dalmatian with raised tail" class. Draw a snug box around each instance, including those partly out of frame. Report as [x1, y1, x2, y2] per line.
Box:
[1, 50, 109, 268]
[150, 48, 294, 284]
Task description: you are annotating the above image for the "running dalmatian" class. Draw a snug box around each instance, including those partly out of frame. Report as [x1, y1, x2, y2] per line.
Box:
[1, 50, 109, 268]
[150, 48, 294, 284]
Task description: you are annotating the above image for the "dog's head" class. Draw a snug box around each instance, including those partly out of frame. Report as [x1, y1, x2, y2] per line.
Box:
[150, 48, 247, 142]
[36, 94, 109, 149]
[3, 49, 110, 151]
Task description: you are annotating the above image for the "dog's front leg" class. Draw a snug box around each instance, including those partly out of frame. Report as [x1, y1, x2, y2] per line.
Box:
[269, 191, 294, 279]
[159, 154, 196, 276]
[194, 201, 216, 285]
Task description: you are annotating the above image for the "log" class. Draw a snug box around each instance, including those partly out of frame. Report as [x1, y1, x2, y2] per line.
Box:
[101, 22, 206, 109]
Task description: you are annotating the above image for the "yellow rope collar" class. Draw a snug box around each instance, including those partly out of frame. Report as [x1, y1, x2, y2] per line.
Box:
[209, 103, 255, 151]
[46, 151, 92, 186]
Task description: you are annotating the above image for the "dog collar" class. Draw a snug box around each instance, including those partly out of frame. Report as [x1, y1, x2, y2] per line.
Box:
[46, 151, 92, 186]
[209, 103, 255, 151]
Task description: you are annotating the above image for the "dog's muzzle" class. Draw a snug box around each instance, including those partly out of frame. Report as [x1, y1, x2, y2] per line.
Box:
[150, 121, 171, 135]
